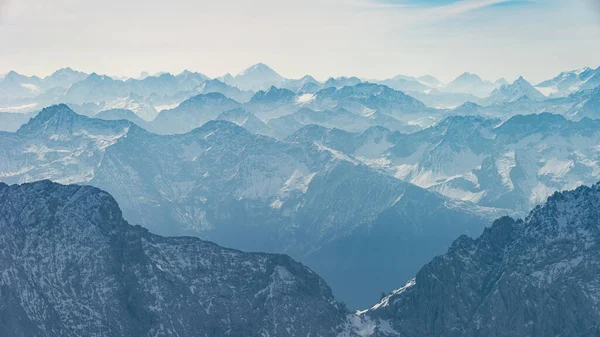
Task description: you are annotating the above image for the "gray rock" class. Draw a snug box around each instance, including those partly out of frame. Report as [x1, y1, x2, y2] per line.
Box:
[0, 180, 351, 337]
[360, 182, 600, 337]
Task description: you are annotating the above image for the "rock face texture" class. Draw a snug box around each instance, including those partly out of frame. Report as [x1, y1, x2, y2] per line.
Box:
[360, 182, 600, 337]
[0, 181, 350, 337]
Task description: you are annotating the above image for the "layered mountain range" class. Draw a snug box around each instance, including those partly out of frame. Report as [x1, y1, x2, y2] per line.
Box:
[0, 104, 503, 308]
[1, 62, 599, 316]
[3, 64, 598, 118]
[288, 112, 600, 213]
[3, 167, 600, 336]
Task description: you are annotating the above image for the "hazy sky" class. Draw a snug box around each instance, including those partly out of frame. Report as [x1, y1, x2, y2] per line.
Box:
[1, 0, 599, 83]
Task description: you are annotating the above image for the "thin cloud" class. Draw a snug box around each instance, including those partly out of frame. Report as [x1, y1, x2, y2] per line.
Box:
[362, 0, 513, 16]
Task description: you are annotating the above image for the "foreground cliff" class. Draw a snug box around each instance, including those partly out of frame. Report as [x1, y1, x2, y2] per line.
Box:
[359, 182, 600, 337]
[0, 181, 350, 337]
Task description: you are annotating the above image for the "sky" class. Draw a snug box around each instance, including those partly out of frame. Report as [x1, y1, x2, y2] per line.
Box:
[0, 0, 599, 83]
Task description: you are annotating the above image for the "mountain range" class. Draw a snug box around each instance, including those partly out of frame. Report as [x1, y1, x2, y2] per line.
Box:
[287, 112, 600, 214]
[3, 168, 600, 336]
[0, 104, 504, 308]
[1, 62, 600, 336]
[536, 66, 600, 98]
[2, 64, 599, 126]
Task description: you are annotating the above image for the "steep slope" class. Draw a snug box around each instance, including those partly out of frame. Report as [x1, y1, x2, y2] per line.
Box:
[65, 73, 130, 104]
[0, 71, 43, 99]
[281, 75, 321, 93]
[0, 104, 500, 308]
[199, 79, 255, 103]
[0, 104, 132, 184]
[305, 83, 431, 125]
[442, 72, 498, 98]
[100, 93, 159, 121]
[267, 107, 414, 138]
[565, 87, 600, 120]
[245, 86, 298, 120]
[377, 75, 430, 93]
[359, 182, 600, 337]
[42, 67, 88, 90]
[417, 75, 444, 88]
[65, 71, 208, 105]
[216, 108, 277, 137]
[227, 63, 285, 91]
[150, 92, 241, 134]
[95, 108, 152, 130]
[536, 66, 600, 97]
[0, 180, 350, 337]
[288, 113, 600, 213]
[481, 76, 546, 106]
[323, 77, 362, 89]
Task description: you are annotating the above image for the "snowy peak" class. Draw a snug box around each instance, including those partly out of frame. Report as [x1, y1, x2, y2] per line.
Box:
[216, 108, 275, 137]
[239, 63, 277, 76]
[324, 76, 361, 89]
[417, 75, 444, 88]
[231, 63, 285, 91]
[377, 75, 429, 93]
[443, 72, 498, 97]
[199, 79, 254, 103]
[536, 66, 600, 97]
[150, 92, 241, 134]
[176, 69, 209, 80]
[43, 67, 88, 89]
[84, 72, 115, 83]
[17, 104, 132, 137]
[495, 78, 509, 86]
[448, 72, 489, 88]
[178, 92, 239, 107]
[18, 104, 81, 134]
[250, 86, 296, 103]
[482, 76, 546, 105]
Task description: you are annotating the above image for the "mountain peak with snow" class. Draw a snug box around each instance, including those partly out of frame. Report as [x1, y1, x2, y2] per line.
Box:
[443, 72, 498, 97]
[481, 76, 546, 105]
[229, 63, 285, 91]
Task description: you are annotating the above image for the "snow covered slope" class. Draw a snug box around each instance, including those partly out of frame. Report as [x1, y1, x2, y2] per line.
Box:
[288, 113, 600, 213]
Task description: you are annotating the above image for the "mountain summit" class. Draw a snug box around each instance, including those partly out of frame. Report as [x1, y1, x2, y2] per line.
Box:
[228, 63, 286, 91]
[481, 76, 546, 105]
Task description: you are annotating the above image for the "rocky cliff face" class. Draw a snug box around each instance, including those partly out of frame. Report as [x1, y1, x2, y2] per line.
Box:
[0, 180, 350, 337]
[358, 182, 600, 337]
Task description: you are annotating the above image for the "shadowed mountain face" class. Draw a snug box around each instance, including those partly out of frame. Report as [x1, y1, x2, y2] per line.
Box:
[358, 182, 600, 337]
[0, 180, 350, 337]
[0, 104, 501, 308]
